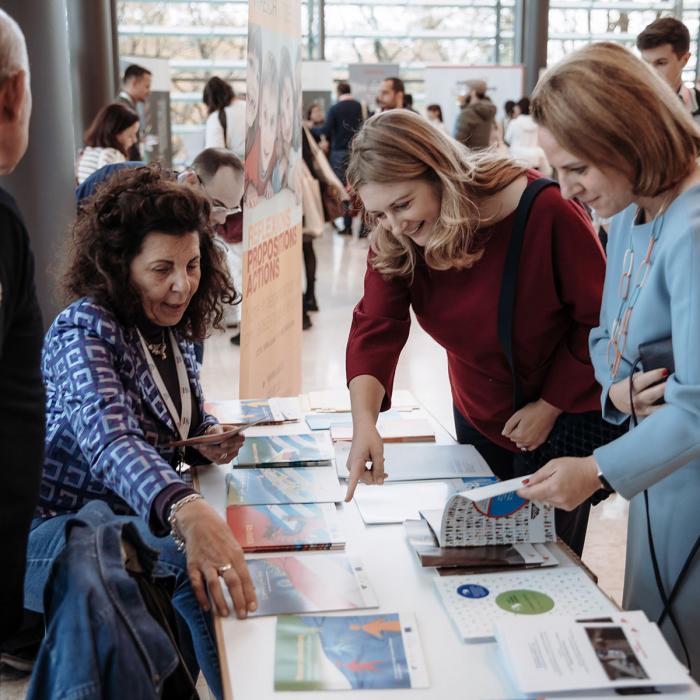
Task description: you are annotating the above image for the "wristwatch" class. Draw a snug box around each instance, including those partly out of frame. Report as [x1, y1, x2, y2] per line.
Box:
[596, 468, 615, 494]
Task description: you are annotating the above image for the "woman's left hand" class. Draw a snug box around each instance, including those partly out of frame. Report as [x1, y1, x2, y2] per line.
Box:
[516, 455, 601, 511]
[196, 424, 244, 464]
[502, 398, 562, 451]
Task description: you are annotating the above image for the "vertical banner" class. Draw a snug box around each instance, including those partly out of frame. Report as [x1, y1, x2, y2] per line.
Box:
[241, 0, 303, 398]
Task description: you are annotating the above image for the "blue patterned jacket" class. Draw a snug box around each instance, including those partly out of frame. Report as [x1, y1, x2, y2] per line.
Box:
[38, 298, 217, 523]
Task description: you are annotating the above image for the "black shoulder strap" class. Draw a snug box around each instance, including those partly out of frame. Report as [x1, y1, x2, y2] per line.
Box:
[497, 177, 558, 411]
[693, 88, 700, 117]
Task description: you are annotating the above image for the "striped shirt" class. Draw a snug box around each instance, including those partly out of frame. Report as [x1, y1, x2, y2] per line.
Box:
[76, 147, 126, 184]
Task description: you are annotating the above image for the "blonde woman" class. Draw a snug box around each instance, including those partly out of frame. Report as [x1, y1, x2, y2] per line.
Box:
[520, 42, 700, 676]
[343, 109, 608, 555]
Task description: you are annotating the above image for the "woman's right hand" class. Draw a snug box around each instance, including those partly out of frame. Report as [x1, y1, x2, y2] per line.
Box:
[344, 420, 386, 502]
[608, 368, 669, 417]
[175, 498, 257, 619]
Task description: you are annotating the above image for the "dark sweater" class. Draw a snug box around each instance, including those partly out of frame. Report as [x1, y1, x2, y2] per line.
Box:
[321, 98, 364, 152]
[0, 186, 44, 641]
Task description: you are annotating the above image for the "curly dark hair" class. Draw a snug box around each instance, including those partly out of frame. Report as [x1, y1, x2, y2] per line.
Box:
[64, 163, 239, 340]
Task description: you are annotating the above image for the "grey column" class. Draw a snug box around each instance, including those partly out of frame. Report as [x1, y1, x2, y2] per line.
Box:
[1, 0, 77, 326]
[522, 0, 549, 95]
[67, 0, 118, 146]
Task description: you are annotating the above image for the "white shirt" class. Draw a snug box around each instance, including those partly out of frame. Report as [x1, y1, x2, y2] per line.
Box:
[205, 100, 246, 159]
[76, 147, 126, 184]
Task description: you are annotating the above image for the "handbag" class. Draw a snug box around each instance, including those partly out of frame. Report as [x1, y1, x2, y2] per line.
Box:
[497, 178, 628, 482]
[301, 161, 325, 238]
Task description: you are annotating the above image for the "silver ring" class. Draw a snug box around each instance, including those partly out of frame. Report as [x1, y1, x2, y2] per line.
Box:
[217, 563, 233, 576]
[520, 447, 528, 452]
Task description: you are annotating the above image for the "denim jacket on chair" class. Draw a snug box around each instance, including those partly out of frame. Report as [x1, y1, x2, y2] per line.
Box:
[27, 500, 181, 700]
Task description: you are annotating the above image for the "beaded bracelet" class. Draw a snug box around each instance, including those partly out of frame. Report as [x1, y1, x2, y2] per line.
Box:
[167, 492, 204, 551]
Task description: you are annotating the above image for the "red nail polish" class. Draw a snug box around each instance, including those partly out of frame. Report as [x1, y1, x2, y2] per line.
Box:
[661, 368, 669, 377]
[523, 478, 530, 485]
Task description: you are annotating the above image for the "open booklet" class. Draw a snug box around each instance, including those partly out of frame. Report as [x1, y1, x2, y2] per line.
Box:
[496, 611, 691, 696]
[420, 475, 555, 547]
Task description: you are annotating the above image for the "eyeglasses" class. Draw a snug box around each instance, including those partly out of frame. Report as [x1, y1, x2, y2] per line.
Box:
[193, 171, 242, 218]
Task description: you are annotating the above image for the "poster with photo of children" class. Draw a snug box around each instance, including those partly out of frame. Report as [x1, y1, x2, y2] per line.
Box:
[241, 0, 303, 399]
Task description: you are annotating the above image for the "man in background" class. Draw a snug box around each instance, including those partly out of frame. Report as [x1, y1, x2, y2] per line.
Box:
[637, 17, 700, 124]
[179, 148, 245, 345]
[454, 79, 497, 150]
[376, 77, 406, 111]
[116, 64, 152, 159]
[0, 7, 45, 658]
[317, 81, 363, 236]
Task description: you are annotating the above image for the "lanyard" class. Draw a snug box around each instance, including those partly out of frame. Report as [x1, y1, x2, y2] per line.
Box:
[137, 328, 192, 442]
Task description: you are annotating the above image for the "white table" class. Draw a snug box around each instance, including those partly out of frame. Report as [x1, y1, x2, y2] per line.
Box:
[195, 406, 700, 700]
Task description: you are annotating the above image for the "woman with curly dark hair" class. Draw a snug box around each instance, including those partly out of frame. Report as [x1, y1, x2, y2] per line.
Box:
[24, 164, 256, 699]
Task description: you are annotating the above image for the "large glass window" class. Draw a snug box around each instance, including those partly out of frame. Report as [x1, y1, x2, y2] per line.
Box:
[118, 0, 700, 163]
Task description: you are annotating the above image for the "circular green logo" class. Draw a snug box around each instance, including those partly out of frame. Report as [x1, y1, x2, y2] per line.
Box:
[495, 589, 555, 615]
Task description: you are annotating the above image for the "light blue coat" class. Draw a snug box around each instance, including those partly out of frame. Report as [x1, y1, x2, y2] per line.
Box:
[590, 185, 700, 678]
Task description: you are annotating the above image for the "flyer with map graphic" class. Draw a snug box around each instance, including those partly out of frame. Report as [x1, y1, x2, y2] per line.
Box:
[274, 612, 429, 690]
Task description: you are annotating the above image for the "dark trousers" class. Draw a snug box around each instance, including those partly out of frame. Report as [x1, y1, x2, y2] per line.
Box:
[453, 406, 591, 556]
[329, 150, 352, 231]
[302, 237, 316, 300]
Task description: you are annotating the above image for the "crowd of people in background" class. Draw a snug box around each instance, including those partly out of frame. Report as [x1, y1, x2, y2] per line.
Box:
[1, 5, 699, 698]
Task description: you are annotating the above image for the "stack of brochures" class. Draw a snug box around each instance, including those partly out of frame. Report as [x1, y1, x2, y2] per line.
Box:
[495, 611, 691, 696]
[404, 518, 557, 575]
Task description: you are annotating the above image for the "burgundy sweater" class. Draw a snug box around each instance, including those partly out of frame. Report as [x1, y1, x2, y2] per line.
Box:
[346, 181, 606, 452]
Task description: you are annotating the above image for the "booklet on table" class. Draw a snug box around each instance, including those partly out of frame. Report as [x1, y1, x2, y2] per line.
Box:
[204, 397, 300, 424]
[335, 443, 492, 482]
[226, 466, 343, 505]
[434, 566, 618, 642]
[234, 432, 335, 467]
[274, 612, 429, 691]
[242, 554, 378, 617]
[227, 502, 345, 552]
[495, 611, 691, 696]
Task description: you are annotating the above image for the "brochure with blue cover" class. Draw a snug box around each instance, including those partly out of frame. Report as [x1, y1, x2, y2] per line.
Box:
[234, 432, 334, 467]
[274, 612, 429, 691]
[226, 466, 343, 505]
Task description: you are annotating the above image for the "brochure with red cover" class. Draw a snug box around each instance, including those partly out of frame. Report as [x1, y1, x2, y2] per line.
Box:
[227, 503, 345, 552]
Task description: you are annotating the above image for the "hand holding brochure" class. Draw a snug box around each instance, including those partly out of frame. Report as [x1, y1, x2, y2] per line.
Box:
[168, 418, 264, 448]
[420, 476, 555, 547]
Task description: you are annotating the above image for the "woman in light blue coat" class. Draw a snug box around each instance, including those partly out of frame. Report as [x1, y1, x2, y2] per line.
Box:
[520, 42, 700, 679]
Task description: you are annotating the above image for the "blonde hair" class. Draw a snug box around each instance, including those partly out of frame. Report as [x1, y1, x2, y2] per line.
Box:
[346, 109, 526, 279]
[532, 42, 700, 197]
